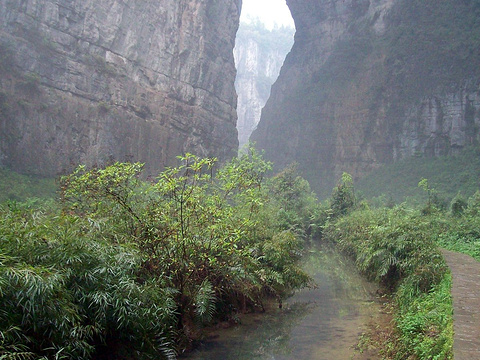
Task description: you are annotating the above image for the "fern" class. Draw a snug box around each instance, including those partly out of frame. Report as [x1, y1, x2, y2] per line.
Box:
[193, 279, 216, 325]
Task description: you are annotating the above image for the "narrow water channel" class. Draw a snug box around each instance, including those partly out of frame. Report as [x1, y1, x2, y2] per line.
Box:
[184, 244, 379, 360]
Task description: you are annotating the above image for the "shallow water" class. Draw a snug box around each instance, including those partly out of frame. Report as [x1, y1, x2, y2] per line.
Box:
[184, 245, 378, 360]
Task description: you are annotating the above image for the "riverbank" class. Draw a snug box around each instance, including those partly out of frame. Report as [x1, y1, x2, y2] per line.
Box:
[325, 206, 454, 359]
[183, 246, 385, 360]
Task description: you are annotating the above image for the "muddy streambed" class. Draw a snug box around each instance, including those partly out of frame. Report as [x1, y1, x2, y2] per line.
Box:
[183, 245, 380, 360]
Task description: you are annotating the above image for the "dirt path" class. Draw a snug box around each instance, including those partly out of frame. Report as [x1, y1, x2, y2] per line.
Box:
[441, 250, 480, 360]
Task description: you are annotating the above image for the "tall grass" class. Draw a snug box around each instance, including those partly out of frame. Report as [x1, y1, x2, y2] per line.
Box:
[324, 206, 453, 359]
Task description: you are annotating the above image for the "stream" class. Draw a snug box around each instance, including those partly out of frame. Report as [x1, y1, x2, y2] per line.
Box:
[183, 245, 380, 360]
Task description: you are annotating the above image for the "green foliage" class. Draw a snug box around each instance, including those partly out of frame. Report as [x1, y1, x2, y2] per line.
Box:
[0, 168, 57, 204]
[325, 208, 446, 290]
[267, 163, 319, 237]
[395, 273, 453, 360]
[193, 280, 216, 325]
[5, 147, 469, 359]
[418, 178, 447, 215]
[0, 205, 177, 360]
[324, 206, 453, 359]
[329, 173, 356, 219]
[357, 147, 480, 205]
[436, 194, 480, 260]
[55, 148, 313, 354]
[450, 193, 468, 217]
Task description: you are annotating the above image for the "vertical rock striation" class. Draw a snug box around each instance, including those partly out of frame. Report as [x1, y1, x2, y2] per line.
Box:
[0, 0, 241, 176]
[234, 23, 294, 148]
[251, 0, 480, 197]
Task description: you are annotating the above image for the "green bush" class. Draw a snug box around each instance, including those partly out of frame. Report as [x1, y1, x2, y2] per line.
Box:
[450, 194, 468, 216]
[0, 149, 319, 358]
[267, 163, 319, 237]
[324, 206, 453, 359]
[0, 205, 177, 360]
[329, 173, 356, 219]
[436, 194, 480, 260]
[58, 149, 312, 352]
[395, 273, 453, 360]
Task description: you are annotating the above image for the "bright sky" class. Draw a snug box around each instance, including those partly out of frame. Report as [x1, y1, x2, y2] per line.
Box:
[240, 0, 295, 29]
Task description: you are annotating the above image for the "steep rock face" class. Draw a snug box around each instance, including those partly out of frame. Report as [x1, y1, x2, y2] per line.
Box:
[0, 0, 240, 176]
[234, 23, 294, 148]
[251, 0, 480, 197]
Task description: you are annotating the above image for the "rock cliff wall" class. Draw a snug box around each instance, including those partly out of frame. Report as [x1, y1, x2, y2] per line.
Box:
[234, 23, 294, 148]
[251, 0, 480, 197]
[0, 0, 240, 176]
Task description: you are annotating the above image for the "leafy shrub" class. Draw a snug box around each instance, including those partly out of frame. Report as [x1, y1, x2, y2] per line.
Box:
[0, 205, 177, 359]
[436, 194, 480, 260]
[395, 273, 453, 360]
[329, 173, 356, 219]
[450, 194, 468, 216]
[267, 163, 319, 237]
[418, 178, 447, 215]
[324, 206, 452, 359]
[325, 207, 446, 290]
[58, 148, 312, 352]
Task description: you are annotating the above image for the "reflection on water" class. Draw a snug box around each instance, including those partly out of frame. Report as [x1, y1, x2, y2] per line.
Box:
[184, 245, 377, 360]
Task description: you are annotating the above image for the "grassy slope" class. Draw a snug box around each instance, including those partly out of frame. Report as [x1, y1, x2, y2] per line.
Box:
[356, 147, 480, 205]
[0, 167, 57, 203]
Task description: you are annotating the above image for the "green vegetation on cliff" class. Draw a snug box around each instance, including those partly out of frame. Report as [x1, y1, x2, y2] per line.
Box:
[0, 167, 56, 203]
[357, 147, 480, 205]
[251, 0, 480, 199]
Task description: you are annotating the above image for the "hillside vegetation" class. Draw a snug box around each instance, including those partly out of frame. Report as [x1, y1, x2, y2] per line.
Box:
[0, 167, 56, 203]
[251, 0, 480, 198]
[357, 147, 480, 205]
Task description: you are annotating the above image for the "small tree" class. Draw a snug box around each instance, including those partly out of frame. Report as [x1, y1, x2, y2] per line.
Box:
[418, 178, 446, 214]
[330, 172, 356, 218]
[60, 149, 311, 349]
[268, 163, 319, 237]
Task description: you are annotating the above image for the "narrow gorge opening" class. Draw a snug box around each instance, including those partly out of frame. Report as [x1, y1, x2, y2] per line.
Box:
[234, 0, 295, 149]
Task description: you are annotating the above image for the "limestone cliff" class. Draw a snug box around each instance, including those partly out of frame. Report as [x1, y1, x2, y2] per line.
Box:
[0, 0, 241, 176]
[251, 0, 480, 197]
[234, 22, 294, 148]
